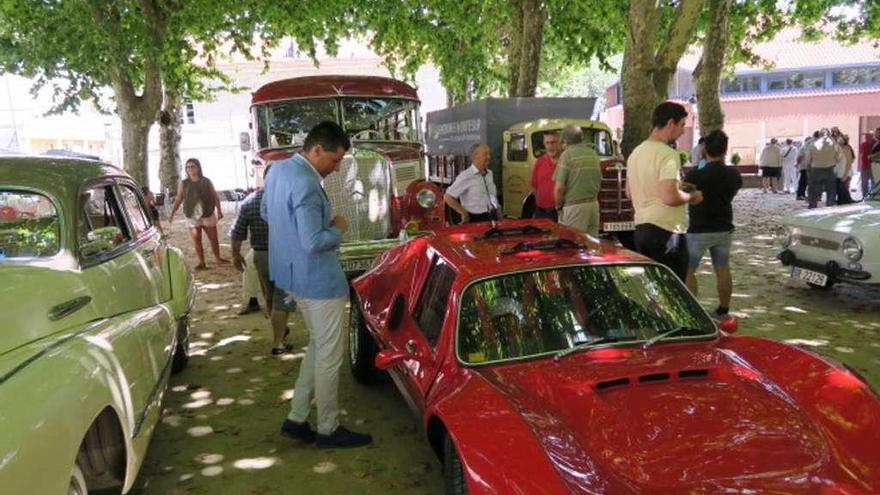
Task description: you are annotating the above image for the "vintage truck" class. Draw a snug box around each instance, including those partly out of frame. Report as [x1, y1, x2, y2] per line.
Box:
[425, 98, 634, 242]
[242, 75, 445, 274]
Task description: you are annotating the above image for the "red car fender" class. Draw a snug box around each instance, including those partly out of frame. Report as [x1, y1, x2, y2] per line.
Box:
[720, 336, 880, 489]
[424, 371, 588, 495]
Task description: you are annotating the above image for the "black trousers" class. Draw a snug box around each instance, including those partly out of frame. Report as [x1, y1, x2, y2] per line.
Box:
[532, 206, 558, 222]
[634, 223, 689, 282]
[468, 211, 495, 223]
[837, 178, 854, 205]
[797, 170, 809, 198]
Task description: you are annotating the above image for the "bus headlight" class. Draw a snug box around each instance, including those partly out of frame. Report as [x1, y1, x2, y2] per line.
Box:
[416, 188, 436, 209]
[842, 237, 863, 261]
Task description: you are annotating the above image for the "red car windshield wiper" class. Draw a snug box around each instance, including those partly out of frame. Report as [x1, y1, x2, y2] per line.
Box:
[554, 335, 639, 360]
[642, 326, 710, 349]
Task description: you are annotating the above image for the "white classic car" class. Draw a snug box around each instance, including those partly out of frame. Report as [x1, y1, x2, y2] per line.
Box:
[778, 186, 880, 288]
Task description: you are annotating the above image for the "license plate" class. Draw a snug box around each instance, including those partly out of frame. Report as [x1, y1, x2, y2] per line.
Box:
[791, 267, 828, 286]
[603, 221, 634, 232]
[341, 258, 374, 273]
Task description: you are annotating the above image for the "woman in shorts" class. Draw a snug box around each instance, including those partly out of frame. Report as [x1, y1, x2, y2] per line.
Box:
[169, 158, 228, 269]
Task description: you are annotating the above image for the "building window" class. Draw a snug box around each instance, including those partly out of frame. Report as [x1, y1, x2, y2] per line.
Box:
[832, 66, 880, 87]
[185, 102, 195, 124]
[722, 75, 760, 93]
[766, 71, 826, 92]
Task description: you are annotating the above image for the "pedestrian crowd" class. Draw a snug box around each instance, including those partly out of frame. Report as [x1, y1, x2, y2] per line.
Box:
[758, 127, 879, 208]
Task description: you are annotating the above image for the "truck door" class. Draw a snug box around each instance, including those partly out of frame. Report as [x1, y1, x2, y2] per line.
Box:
[502, 131, 531, 218]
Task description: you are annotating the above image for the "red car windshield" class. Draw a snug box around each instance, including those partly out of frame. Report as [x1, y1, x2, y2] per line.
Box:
[457, 264, 715, 365]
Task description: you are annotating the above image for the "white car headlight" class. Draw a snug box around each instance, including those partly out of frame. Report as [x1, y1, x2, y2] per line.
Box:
[416, 188, 436, 209]
[841, 237, 863, 261]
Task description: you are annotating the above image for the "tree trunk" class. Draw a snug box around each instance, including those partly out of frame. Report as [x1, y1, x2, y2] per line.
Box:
[506, 0, 544, 97]
[620, 0, 705, 158]
[515, 0, 544, 97]
[620, 0, 661, 158]
[506, 0, 524, 97]
[693, 0, 731, 135]
[118, 111, 152, 186]
[159, 91, 182, 194]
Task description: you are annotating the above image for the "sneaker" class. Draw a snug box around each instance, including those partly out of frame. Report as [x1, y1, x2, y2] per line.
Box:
[280, 419, 316, 443]
[316, 426, 373, 448]
[271, 344, 294, 356]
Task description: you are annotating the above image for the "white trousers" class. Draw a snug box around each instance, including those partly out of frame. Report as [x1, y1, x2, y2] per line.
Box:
[240, 249, 263, 304]
[287, 295, 347, 435]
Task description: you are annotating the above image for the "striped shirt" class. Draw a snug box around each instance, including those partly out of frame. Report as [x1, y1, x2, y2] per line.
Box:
[229, 189, 269, 251]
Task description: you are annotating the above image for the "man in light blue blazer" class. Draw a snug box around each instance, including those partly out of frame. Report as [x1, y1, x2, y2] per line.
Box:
[261, 121, 372, 448]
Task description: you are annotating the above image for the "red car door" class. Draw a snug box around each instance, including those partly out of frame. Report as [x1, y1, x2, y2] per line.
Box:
[386, 253, 456, 412]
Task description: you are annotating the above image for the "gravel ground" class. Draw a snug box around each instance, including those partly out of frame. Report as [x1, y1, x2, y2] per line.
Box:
[131, 188, 879, 495]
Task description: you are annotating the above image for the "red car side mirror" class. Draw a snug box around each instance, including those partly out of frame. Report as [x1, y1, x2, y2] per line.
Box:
[375, 350, 410, 370]
[718, 316, 738, 334]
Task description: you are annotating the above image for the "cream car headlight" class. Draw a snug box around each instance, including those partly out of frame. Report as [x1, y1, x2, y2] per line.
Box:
[841, 237, 863, 261]
[416, 188, 436, 209]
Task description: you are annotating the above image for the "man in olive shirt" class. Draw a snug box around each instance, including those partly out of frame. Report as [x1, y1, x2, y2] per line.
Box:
[626, 102, 703, 281]
[804, 128, 841, 208]
[554, 125, 602, 236]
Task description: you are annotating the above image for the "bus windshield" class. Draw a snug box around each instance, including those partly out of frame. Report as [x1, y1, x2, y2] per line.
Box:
[254, 97, 421, 150]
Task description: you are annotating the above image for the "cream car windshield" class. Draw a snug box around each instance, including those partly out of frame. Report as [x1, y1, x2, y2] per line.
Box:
[0, 190, 61, 259]
[458, 265, 715, 365]
[341, 97, 420, 142]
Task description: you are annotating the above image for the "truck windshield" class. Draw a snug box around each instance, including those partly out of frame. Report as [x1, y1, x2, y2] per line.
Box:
[457, 264, 715, 365]
[254, 97, 421, 150]
[532, 128, 613, 158]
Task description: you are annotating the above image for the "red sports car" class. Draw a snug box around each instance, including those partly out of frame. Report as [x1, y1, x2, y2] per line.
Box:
[348, 219, 880, 494]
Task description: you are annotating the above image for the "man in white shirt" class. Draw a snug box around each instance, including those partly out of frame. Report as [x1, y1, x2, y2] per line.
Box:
[444, 143, 499, 223]
[759, 138, 783, 193]
[780, 138, 799, 193]
[626, 102, 703, 281]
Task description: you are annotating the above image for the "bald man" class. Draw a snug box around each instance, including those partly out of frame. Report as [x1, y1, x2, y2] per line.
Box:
[444, 143, 500, 223]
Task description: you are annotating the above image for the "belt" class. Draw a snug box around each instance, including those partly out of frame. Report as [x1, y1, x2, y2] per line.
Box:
[252, 248, 268, 252]
[563, 197, 597, 207]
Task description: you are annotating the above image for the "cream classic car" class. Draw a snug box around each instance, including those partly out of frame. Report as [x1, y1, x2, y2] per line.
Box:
[778, 186, 880, 288]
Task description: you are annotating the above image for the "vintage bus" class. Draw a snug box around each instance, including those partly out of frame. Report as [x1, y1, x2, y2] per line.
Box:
[243, 75, 445, 274]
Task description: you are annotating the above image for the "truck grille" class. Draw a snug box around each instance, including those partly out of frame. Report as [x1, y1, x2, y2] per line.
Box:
[323, 155, 391, 242]
[393, 160, 421, 195]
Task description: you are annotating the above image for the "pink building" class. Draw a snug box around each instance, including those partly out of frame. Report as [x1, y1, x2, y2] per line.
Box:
[602, 30, 880, 165]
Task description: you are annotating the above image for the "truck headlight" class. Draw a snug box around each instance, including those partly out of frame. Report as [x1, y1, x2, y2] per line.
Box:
[416, 188, 436, 208]
[842, 237, 863, 261]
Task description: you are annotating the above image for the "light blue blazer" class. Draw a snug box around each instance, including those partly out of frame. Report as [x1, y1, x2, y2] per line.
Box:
[261, 154, 347, 299]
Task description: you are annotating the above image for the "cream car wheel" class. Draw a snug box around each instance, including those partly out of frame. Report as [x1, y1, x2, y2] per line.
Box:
[68, 463, 88, 495]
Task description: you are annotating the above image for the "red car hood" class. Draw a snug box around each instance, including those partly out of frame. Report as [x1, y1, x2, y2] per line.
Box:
[473, 342, 870, 493]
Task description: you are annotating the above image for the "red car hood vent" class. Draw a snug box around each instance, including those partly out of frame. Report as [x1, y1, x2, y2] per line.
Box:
[480, 352, 835, 492]
[595, 368, 711, 391]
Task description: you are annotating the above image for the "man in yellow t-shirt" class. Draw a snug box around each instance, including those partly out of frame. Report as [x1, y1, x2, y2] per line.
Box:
[625, 102, 703, 281]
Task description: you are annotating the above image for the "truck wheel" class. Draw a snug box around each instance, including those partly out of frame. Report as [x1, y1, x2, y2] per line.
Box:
[68, 462, 88, 495]
[348, 293, 382, 384]
[172, 314, 190, 374]
[443, 435, 468, 495]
